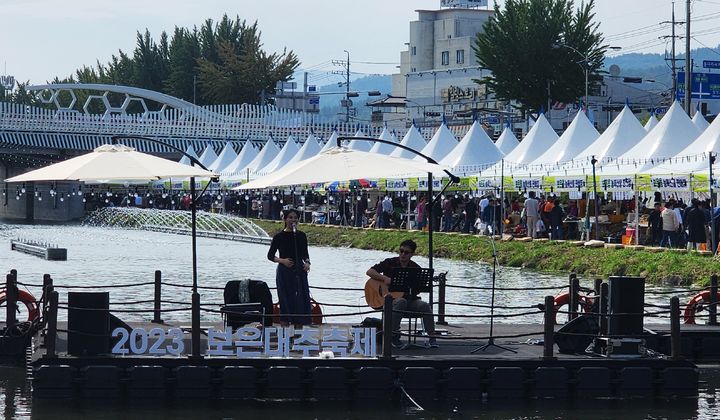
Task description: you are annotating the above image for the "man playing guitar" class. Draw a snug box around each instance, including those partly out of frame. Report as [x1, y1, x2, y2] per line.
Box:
[365, 239, 438, 349]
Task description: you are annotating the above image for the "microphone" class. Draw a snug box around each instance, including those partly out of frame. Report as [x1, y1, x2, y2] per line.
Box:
[292, 222, 297, 233]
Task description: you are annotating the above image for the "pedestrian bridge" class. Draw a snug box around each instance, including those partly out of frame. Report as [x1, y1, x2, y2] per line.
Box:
[0, 83, 378, 160]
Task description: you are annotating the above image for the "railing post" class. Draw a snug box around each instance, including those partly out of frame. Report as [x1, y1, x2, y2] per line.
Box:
[437, 273, 447, 326]
[543, 295, 556, 360]
[152, 270, 163, 324]
[382, 294, 394, 359]
[191, 292, 202, 359]
[670, 296, 682, 360]
[569, 274, 579, 323]
[6, 271, 17, 329]
[709, 275, 718, 326]
[45, 291, 59, 358]
[593, 278, 603, 299]
[42, 274, 53, 325]
[599, 282, 609, 336]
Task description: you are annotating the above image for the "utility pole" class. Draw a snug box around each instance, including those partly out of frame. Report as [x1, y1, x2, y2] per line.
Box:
[661, 2, 684, 99]
[332, 51, 352, 122]
[684, 0, 692, 113]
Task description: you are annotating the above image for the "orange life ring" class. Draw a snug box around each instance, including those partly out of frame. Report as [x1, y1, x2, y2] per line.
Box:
[683, 291, 720, 324]
[552, 292, 593, 324]
[272, 298, 323, 325]
[0, 288, 39, 322]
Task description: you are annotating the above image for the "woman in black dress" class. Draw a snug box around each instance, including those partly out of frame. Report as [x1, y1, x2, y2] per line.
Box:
[267, 209, 311, 327]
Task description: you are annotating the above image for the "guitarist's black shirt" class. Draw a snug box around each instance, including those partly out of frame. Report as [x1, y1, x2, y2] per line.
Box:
[370, 257, 421, 298]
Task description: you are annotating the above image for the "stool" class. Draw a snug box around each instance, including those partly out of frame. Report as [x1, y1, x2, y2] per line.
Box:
[402, 314, 426, 350]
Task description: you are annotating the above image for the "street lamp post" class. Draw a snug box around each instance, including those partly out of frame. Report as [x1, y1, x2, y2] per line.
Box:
[553, 44, 622, 113]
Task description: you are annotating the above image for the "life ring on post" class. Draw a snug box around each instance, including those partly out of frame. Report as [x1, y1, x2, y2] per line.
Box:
[272, 298, 324, 325]
[552, 292, 593, 324]
[0, 288, 40, 322]
[683, 291, 720, 324]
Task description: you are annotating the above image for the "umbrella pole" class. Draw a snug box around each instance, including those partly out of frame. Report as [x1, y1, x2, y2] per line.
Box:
[190, 176, 201, 359]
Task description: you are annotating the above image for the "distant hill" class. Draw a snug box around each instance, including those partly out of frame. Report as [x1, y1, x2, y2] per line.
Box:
[604, 44, 720, 90]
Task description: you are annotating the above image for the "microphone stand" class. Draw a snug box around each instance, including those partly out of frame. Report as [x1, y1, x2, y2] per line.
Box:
[472, 201, 516, 354]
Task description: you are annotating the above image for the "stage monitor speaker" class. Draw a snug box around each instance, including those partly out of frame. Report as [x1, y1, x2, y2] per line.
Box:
[554, 314, 599, 354]
[608, 276, 645, 336]
[68, 291, 110, 356]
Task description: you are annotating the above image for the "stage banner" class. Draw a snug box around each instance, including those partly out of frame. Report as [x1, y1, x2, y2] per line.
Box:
[650, 175, 690, 192]
[554, 176, 587, 192]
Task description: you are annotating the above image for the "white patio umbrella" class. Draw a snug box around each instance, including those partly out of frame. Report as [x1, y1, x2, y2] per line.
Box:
[235, 146, 450, 189]
[6, 144, 215, 182]
[5, 140, 217, 359]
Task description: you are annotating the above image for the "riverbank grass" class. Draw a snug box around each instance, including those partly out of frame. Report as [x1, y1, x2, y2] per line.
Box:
[254, 220, 719, 286]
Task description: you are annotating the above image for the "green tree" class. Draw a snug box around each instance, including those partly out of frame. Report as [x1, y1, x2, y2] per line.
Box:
[164, 27, 201, 102]
[474, 0, 605, 115]
[196, 19, 299, 105]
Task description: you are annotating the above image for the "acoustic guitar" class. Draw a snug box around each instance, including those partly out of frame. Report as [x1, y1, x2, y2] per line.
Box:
[364, 278, 404, 310]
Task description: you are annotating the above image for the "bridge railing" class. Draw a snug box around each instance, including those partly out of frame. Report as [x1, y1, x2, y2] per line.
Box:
[0, 102, 395, 151]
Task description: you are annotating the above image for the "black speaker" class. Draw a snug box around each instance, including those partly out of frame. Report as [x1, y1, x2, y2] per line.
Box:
[554, 315, 599, 354]
[608, 276, 645, 336]
[68, 292, 110, 356]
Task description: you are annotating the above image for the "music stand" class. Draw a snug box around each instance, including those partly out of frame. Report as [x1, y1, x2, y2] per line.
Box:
[390, 267, 434, 349]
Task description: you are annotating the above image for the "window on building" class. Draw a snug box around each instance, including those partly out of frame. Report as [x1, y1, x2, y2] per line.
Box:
[441, 51, 449, 66]
[411, 67, 416, 73]
[411, 46, 416, 56]
[456, 50, 464, 64]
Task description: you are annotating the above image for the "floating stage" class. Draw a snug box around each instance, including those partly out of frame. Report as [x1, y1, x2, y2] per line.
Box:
[27, 321, 702, 402]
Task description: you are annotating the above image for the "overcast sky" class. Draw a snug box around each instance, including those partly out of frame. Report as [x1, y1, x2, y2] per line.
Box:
[2, 0, 720, 86]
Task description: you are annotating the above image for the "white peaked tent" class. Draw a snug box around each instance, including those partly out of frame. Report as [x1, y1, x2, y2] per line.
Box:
[320, 131, 339, 152]
[368, 126, 398, 155]
[347, 130, 372, 152]
[644, 113, 658, 132]
[390, 124, 427, 159]
[528, 110, 599, 166]
[197, 144, 218, 168]
[416, 121, 458, 162]
[222, 140, 258, 176]
[240, 137, 280, 176]
[178, 145, 199, 166]
[649, 108, 720, 174]
[495, 126, 519, 155]
[440, 120, 503, 172]
[501, 113, 559, 166]
[602, 101, 701, 174]
[554, 105, 647, 177]
[208, 142, 238, 173]
[288, 133, 322, 164]
[692, 110, 710, 132]
[259, 135, 300, 174]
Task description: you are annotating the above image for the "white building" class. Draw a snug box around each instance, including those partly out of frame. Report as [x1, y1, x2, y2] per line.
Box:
[390, 4, 500, 134]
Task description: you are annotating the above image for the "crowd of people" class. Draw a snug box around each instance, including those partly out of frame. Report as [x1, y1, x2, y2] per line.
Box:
[82, 187, 720, 250]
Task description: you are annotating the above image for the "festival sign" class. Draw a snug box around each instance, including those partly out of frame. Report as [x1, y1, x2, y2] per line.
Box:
[650, 175, 690, 192]
[385, 179, 408, 191]
[417, 178, 444, 191]
[599, 176, 634, 192]
[554, 176, 587, 192]
[513, 177, 543, 192]
[111, 326, 377, 358]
